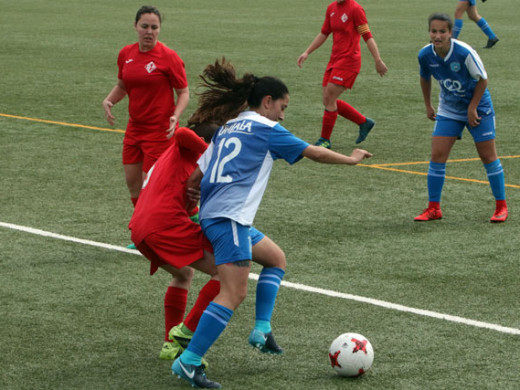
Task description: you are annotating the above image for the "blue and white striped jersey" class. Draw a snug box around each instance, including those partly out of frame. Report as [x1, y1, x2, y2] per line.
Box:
[198, 111, 309, 226]
[418, 39, 494, 121]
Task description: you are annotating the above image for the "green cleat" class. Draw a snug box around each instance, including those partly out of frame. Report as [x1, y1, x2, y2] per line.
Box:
[168, 324, 209, 368]
[314, 137, 331, 149]
[159, 341, 182, 360]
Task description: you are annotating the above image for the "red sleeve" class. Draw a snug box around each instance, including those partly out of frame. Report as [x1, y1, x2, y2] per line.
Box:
[166, 49, 188, 90]
[116, 46, 126, 80]
[174, 127, 208, 154]
[353, 3, 368, 28]
[320, 5, 332, 36]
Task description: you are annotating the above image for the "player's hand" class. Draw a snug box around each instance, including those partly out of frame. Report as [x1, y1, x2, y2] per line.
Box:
[375, 59, 388, 77]
[426, 106, 436, 121]
[297, 53, 308, 68]
[167, 115, 178, 139]
[468, 109, 481, 128]
[351, 148, 373, 163]
[102, 99, 115, 126]
[187, 187, 200, 203]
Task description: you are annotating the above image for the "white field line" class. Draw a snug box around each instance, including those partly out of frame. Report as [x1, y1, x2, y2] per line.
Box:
[2, 221, 519, 336]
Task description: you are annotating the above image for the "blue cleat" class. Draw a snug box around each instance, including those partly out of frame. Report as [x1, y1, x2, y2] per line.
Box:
[172, 358, 221, 389]
[248, 329, 283, 355]
[356, 118, 375, 144]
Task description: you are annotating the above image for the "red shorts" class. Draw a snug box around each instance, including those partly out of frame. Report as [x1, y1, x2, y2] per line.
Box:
[136, 226, 213, 275]
[322, 67, 359, 89]
[122, 137, 173, 173]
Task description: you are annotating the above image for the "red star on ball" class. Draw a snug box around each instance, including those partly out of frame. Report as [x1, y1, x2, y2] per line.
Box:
[329, 350, 342, 368]
[351, 338, 368, 354]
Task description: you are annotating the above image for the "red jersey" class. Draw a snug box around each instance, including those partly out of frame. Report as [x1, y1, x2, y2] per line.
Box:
[129, 127, 207, 244]
[117, 42, 188, 141]
[321, 0, 368, 72]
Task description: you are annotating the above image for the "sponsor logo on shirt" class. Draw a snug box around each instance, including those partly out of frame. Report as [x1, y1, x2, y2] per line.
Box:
[341, 13, 348, 23]
[145, 61, 157, 74]
[450, 62, 461, 72]
[429, 64, 440, 68]
[219, 120, 253, 135]
[442, 78, 464, 93]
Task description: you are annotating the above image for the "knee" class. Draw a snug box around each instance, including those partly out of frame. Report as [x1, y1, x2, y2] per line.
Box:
[175, 267, 194, 284]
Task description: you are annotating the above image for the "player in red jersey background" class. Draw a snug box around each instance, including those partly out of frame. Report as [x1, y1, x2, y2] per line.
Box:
[297, 0, 387, 149]
[102, 6, 189, 207]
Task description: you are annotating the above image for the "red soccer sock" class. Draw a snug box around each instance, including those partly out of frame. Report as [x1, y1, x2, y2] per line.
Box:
[428, 201, 441, 210]
[184, 279, 221, 333]
[495, 199, 507, 209]
[321, 110, 338, 140]
[131, 197, 139, 207]
[164, 286, 188, 341]
[336, 100, 365, 125]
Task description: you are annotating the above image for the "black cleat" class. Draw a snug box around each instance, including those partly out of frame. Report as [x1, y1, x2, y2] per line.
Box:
[484, 37, 499, 49]
[249, 329, 284, 354]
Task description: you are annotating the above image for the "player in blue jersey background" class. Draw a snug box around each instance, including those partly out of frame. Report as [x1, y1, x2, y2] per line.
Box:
[452, 0, 499, 48]
[171, 58, 372, 388]
[415, 13, 507, 223]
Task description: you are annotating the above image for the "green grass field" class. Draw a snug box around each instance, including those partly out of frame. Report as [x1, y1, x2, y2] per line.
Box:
[1, 0, 519, 389]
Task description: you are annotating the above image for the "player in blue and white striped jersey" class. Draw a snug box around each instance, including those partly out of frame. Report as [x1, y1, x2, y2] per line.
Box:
[171, 58, 372, 389]
[415, 13, 507, 223]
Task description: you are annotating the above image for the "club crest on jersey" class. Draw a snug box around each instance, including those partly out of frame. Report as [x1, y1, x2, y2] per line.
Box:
[341, 13, 348, 23]
[145, 61, 157, 74]
[450, 62, 461, 72]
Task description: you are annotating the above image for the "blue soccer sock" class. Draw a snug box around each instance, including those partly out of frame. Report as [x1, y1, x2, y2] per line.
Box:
[484, 159, 505, 200]
[427, 161, 446, 203]
[453, 18, 463, 39]
[254, 267, 285, 333]
[477, 18, 497, 39]
[181, 302, 233, 366]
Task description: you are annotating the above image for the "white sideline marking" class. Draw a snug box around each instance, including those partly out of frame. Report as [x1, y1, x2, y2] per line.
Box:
[2, 221, 520, 336]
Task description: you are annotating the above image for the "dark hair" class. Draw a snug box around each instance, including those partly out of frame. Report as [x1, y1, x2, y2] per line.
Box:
[428, 12, 452, 31]
[135, 5, 162, 24]
[247, 76, 289, 108]
[188, 57, 289, 125]
[190, 122, 219, 143]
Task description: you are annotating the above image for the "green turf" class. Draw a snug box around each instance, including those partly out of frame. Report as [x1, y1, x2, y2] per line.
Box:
[1, 1, 519, 389]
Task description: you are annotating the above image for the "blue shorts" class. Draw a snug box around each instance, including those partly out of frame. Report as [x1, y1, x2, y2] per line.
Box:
[433, 114, 495, 143]
[201, 218, 265, 265]
[460, 0, 476, 6]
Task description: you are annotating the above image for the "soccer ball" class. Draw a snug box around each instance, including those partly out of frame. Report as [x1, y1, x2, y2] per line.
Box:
[328, 333, 374, 377]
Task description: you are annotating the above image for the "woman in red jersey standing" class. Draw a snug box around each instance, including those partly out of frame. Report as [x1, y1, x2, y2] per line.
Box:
[297, 0, 387, 149]
[102, 5, 189, 207]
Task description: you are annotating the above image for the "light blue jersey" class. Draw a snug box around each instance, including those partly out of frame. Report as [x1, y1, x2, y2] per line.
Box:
[418, 39, 494, 122]
[198, 111, 309, 226]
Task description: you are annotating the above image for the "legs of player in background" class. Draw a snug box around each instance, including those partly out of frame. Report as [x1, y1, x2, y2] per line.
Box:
[317, 83, 373, 148]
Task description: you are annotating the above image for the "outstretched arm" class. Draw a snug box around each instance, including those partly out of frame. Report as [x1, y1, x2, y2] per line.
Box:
[302, 145, 372, 165]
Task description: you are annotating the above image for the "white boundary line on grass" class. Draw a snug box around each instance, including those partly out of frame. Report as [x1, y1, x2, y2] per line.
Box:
[2, 221, 519, 336]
